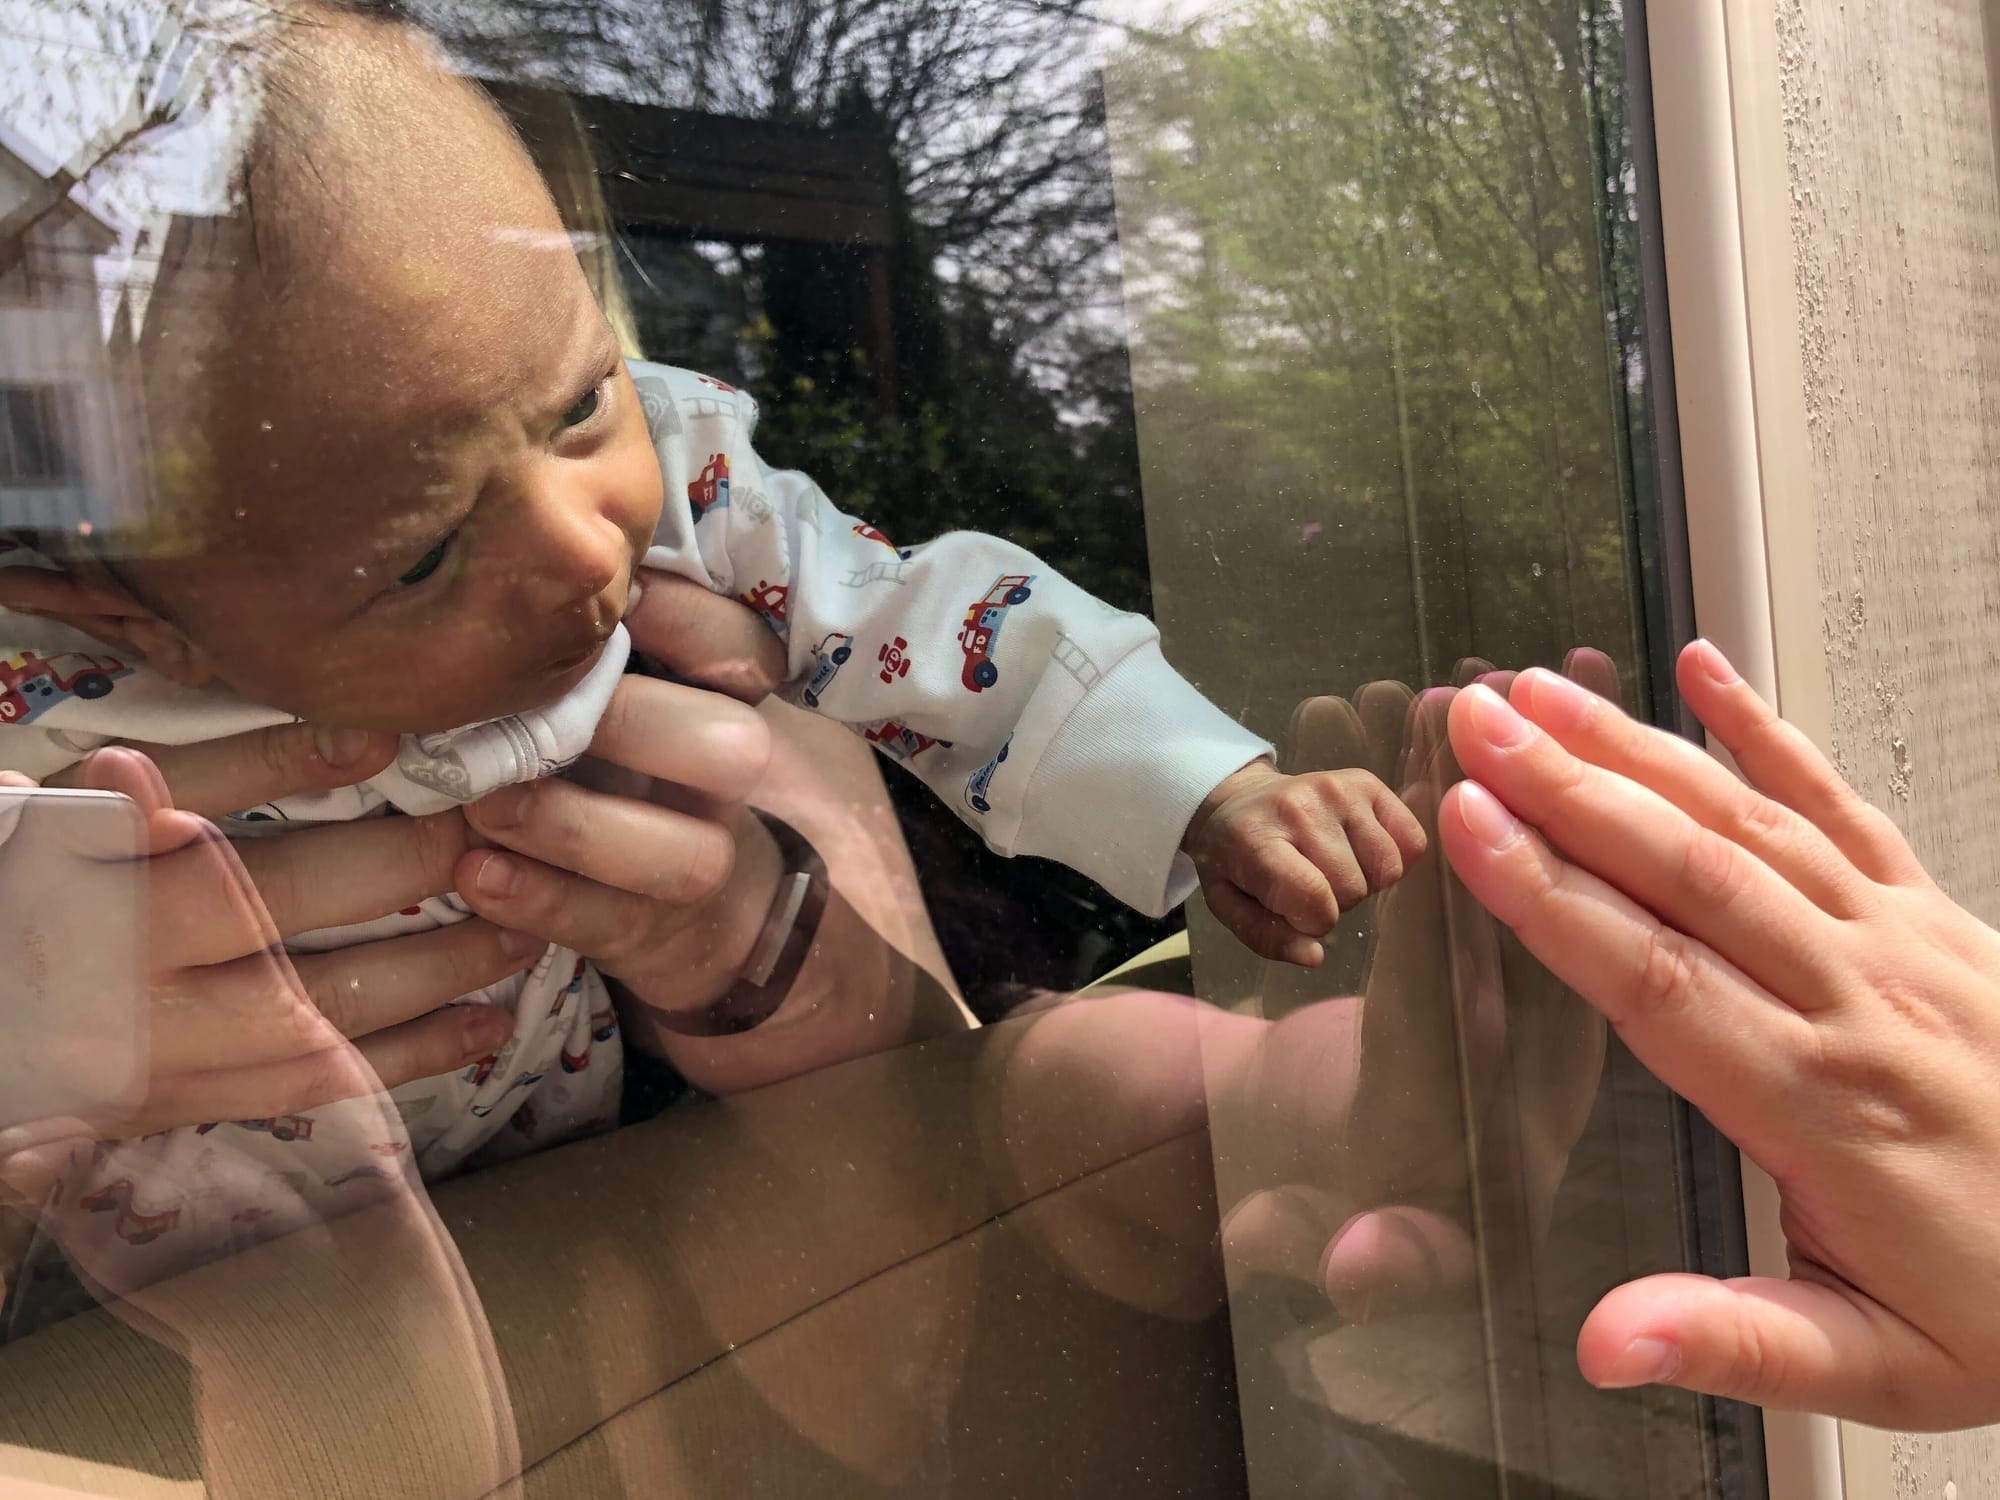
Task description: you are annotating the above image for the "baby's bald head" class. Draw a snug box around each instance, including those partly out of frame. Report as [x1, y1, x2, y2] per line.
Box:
[65, 1, 664, 734]
[139, 4, 569, 531]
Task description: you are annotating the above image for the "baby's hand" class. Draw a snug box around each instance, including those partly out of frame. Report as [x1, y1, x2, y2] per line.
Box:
[1182, 761, 1427, 967]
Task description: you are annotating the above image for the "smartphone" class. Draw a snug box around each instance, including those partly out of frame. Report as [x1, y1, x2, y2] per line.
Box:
[0, 787, 147, 1134]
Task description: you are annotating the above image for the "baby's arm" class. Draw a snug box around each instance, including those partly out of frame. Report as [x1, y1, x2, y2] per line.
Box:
[1180, 761, 1427, 967]
[637, 363, 1271, 919]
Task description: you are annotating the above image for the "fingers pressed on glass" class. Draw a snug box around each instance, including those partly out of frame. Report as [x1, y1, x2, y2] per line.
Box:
[1562, 645, 1622, 703]
[1674, 642, 1930, 889]
[1286, 695, 1371, 779]
[1321, 1205, 1479, 1323]
[1577, 1270, 1940, 1425]
[1452, 656, 1498, 689]
[1438, 779, 1810, 1125]
[1450, 686, 1850, 1003]
[1220, 1185, 1342, 1294]
[1353, 680, 1416, 788]
[1401, 686, 1460, 790]
[1511, 667, 1875, 919]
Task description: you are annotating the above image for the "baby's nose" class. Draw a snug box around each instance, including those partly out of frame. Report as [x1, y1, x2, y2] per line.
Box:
[521, 504, 626, 613]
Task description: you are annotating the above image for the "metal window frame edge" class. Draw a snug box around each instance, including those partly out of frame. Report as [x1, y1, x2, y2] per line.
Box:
[1644, 0, 1860, 1497]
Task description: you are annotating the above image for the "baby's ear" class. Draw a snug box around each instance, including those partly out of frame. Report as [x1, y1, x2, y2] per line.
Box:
[0, 567, 217, 689]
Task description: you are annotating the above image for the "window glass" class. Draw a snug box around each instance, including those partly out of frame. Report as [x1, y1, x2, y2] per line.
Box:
[0, 1, 1755, 1496]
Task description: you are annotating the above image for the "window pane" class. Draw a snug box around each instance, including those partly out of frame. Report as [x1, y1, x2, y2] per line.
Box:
[0, 2, 1749, 1496]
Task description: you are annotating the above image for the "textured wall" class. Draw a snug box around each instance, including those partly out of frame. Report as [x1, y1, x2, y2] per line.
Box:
[1773, 0, 2000, 1492]
[1776, 0, 2000, 912]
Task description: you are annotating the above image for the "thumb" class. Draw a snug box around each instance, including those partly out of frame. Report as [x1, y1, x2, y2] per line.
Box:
[1320, 1204, 1477, 1322]
[1579, 1272, 1936, 1424]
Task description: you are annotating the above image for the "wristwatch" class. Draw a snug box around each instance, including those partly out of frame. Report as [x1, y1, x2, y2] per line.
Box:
[648, 810, 829, 1037]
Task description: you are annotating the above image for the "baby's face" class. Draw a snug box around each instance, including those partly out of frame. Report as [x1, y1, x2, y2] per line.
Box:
[118, 30, 665, 733]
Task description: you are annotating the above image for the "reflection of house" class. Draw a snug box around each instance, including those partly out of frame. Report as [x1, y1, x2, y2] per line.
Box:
[0, 117, 142, 535]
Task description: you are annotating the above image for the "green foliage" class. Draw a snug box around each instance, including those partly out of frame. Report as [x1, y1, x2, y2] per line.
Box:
[1104, 0, 1653, 721]
[620, 0, 1661, 1003]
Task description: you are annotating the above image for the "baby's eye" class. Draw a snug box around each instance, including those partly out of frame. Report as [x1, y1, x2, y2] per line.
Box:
[398, 535, 452, 587]
[559, 383, 602, 429]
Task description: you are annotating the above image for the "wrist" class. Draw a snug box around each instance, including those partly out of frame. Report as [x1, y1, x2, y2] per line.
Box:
[1183, 758, 1282, 853]
[624, 811, 832, 1036]
[623, 809, 785, 1015]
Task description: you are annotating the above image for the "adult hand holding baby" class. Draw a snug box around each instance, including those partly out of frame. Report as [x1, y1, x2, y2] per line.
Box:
[0, 748, 524, 1500]
[3, 572, 787, 1144]
[452, 574, 814, 1077]
[6, 739, 514, 1152]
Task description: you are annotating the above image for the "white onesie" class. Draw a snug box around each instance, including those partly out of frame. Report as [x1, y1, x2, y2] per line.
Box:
[0, 361, 1270, 1284]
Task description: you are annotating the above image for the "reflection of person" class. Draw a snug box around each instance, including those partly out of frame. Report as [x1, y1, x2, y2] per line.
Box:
[0, 3, 1420, 1279]
[981, 655, 1614, 1346]
[1442, 640, 2000, 1431]
[0, 0, 1422, 1266]
[0, 577, 947, 1310]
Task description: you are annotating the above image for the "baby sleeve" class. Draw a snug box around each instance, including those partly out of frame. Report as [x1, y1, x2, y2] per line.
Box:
[632, 362, 1271, 917]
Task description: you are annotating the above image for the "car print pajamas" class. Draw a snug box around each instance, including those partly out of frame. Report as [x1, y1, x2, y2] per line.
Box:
[0, 362, 1271, 1286]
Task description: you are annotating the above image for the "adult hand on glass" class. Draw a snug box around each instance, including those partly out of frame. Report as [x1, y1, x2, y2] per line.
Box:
[1441, 641, 2000, 1431]
[1216, 652, 1615, 1324]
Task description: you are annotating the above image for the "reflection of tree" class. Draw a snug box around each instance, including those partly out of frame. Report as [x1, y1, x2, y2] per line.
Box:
[421, 0, 1118, 400]
[412, 0, 1177, 1012]
[1105, 0, 1650, 714]
[427, 0, 1656, 1006]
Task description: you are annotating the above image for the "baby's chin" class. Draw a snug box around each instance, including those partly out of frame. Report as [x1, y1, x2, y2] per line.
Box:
[265, 643, 612, 738]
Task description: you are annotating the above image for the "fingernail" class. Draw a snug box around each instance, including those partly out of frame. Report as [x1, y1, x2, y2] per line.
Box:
[460, 1009, 513, 1061]
[474, 851, 522, 898]
[1524, 668, 1596, 735]
[476, 784, 530, 830]
[1465, 684, 1532, 747]
[500, 928, 545, 960]
[313, 728, 373, 769]
[1691, 639, 1741, 686]
[627, 577, 645, 613]
[1283, 937, 1325, 968]
[1454, 782, 1523, 851]
[1595, 1336, 1681, 1389]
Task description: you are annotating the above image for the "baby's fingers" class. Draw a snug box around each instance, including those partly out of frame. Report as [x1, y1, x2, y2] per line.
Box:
[1361, 777, 1428, 870]
[1206, 877, 1324, 969]
[1242, 834, 1354, 930]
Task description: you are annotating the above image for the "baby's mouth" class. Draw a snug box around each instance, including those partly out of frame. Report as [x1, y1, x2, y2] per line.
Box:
[545, 639, 604, 674]
[546, 576, 642, 675]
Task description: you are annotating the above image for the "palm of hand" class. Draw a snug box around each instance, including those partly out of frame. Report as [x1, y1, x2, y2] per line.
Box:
[1212, 653, 1615, 1321]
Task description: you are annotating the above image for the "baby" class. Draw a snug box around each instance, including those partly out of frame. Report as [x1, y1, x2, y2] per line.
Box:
[0, 5, 1421, 1272]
